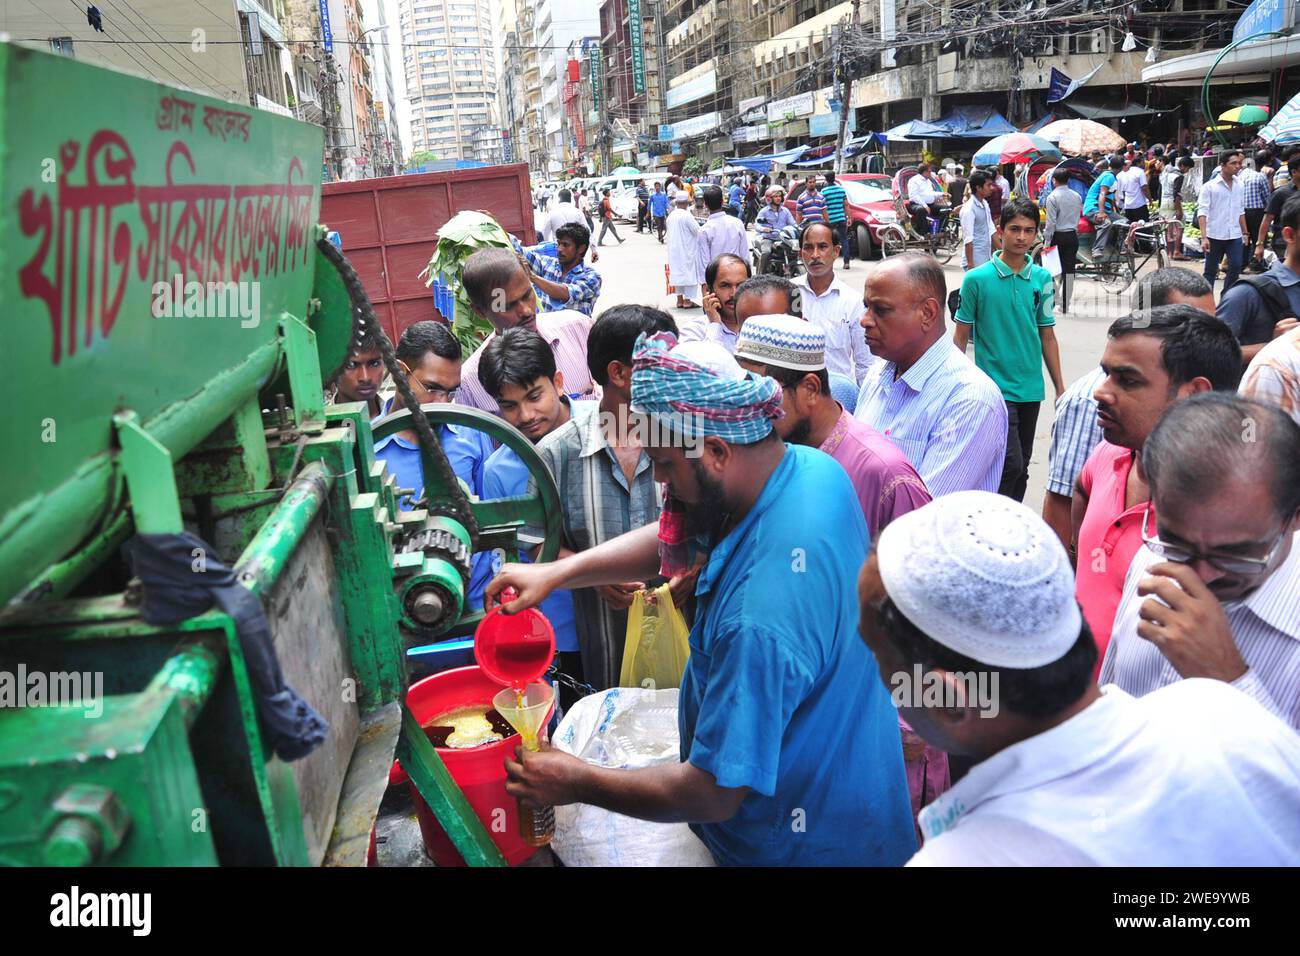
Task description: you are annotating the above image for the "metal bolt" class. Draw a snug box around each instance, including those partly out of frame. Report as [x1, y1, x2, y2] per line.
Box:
[44, 816, 102, 867]
[409, 590, 444, 626]
[123, 577, 143, 606]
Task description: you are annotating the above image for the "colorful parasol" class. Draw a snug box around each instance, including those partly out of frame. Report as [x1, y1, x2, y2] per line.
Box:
[1037, 119, 1127, 156]
[1218, 105, 1271, 125]
[972, 132, 1062, 167]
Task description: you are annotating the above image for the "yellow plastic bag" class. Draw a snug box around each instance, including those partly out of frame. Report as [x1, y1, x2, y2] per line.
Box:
[618, 584, 691, 690]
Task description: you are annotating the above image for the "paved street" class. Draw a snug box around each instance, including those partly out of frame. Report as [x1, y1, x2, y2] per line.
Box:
[568, 215, 1175, 515]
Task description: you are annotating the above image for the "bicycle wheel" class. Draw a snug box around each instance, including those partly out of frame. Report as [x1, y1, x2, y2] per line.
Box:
[879, 225, 908, 258]
[934, 221, 960, 264]
[1099, 255, 1135, 294]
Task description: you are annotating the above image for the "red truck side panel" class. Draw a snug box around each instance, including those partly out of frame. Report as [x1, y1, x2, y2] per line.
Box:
[321, 163, 536, 342]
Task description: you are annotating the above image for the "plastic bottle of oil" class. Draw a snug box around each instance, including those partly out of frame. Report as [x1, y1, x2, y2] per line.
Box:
[518, 801, 555, 847]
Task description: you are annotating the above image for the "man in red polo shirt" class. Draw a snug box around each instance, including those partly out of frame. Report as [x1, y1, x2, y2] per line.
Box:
[1071, 305, 1241, 668]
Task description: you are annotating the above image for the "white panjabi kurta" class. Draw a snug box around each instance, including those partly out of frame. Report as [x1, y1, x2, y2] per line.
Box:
[667, 206, 703, 298]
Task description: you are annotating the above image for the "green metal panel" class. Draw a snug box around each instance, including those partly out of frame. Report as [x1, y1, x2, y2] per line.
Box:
[396, 706, 506, 867]
[0, 41, 323, 605]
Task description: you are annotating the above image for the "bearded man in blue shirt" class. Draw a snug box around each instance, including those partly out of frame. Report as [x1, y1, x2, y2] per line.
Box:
[486, 333, 915, 866]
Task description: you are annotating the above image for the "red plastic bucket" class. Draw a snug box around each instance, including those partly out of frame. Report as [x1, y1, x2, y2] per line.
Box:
[402, 665, 544, 867]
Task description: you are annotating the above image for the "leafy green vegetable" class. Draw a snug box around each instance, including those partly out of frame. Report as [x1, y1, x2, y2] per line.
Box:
[420, 211, 527, 357]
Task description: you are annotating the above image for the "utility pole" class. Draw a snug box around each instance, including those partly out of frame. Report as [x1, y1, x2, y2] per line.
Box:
[834, 0, 861, 175]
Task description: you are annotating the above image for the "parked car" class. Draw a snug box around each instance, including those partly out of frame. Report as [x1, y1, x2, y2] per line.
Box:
[783, 173, 899, 260]
[592, 172, 670, 220]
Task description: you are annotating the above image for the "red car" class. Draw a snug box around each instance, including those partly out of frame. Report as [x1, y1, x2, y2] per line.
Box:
[783, 173, 900, 260]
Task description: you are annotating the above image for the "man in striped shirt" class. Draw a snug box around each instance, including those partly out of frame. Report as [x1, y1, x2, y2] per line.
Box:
[820, 172, 850, 269]
[455, 248, 597, 413]
[796, 176, 828, 223]
[522, 305, 685, 690]
[1101, 394, 1300, 730]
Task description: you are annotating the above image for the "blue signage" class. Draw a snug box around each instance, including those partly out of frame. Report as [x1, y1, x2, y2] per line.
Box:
[320, 0, 334, 54]
[1233, 0, 1295, 43]
[659, 124, 673, 141]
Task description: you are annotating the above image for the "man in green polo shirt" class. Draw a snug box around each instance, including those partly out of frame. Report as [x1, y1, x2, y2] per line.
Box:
[954, 197, 1065, 503]
[821, 171, 850, 269]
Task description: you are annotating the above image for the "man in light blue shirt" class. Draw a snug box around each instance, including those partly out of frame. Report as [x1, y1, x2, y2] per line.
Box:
[697, 185, 751, 277]
[754, 187, 796, 274]
[374, 321, 494, 510]
[856, 253, 1007, 496]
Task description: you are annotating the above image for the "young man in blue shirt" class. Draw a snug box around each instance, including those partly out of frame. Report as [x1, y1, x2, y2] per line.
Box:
[648, 181, 670, 243]
[373, 320, 494, 510]
[1084, 154, 1126, 255]
[469, 327, 590, 710]
[488, 333, 916, 866]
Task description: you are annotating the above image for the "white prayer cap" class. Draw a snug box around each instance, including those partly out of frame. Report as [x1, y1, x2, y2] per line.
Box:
[674, 193, 690, 204]
[876, 491, 1082, 668]
[669, 340, 745, 380]
[736, 314, 825, 372]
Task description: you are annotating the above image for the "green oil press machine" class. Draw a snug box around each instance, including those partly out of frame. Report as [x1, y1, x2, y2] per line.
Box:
[0, 43, 563, 866]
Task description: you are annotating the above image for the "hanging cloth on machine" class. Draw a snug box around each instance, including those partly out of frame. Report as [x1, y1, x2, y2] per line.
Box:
[127, 532, 329, 762]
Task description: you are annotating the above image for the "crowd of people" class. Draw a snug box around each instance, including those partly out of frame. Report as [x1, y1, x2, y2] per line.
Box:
[326, 152, 1300, 866]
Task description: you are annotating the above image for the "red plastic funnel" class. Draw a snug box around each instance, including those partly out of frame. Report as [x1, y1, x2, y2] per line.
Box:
[474, 588, 556, 689]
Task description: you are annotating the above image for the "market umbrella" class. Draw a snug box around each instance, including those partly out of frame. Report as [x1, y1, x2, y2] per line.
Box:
[1218, 105, 1270, 125]
[1037, 119, 1126, 156]
[1259, 92, 1300, 145]
[972, 132, 1062, 167]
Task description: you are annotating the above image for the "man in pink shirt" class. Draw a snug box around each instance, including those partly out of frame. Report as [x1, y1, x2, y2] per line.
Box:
[456, 248, 597, 413]
[1071, 305, 1242, 666]
[734, 313, 931, 540]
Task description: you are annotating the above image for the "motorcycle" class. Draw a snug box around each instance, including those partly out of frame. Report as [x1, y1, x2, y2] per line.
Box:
[752, 224, 805, 278]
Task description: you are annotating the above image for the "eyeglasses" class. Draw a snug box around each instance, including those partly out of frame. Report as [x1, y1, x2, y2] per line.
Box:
[416, 381, 458, 401]
[400, 361, 458, 401]
[1140, 506, 1290, 576]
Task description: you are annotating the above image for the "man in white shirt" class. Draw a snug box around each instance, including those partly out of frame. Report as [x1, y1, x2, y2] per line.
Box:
[792, 221, 873, 383]
[1117, 159, 1151, 226]
[1198, 149, 1248, 295]
[959, 170, 997, 270]
[1101, 393, 1300, 730]
[542, 188, 587, 242]
[905, 163, 947, 236]
[857, 491, 1300, 866]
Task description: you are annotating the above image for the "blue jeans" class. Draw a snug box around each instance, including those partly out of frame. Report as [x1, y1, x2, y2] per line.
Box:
[1204, 236, 1243, 295]
[831, 220, 850, 266]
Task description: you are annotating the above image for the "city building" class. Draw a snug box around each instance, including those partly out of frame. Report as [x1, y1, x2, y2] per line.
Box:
[563, 37, 603, 174]
[598, 0, 663, 170]
[533, 1, 602, 177]
[399, 0, 497, 162]
[362, 0, 404, 176]
[8, 0, 261, 106]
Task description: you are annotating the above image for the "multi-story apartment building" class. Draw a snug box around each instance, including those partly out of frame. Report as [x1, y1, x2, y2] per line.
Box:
[563, 38, 603, 174]
[536, 1, 602, 177]
[8, 0, 267, 106]
[361, 0, 404, 176]
[598, 0, 663, 169]
[400, 0, 497, 161]
[846, 0, 1241, 160]
[650, 0, 1248, 168]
